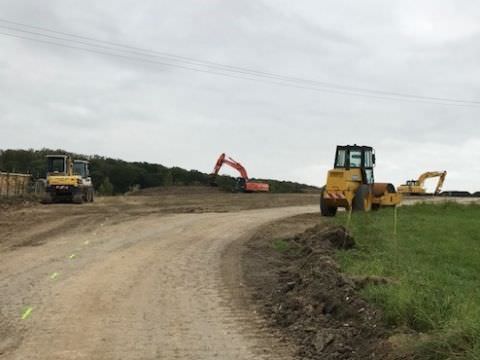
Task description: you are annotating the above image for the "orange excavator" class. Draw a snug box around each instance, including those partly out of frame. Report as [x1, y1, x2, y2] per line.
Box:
[210, 153, 270, 192]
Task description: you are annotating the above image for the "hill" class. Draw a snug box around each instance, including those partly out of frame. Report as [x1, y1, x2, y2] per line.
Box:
[0, 149, 319, 195]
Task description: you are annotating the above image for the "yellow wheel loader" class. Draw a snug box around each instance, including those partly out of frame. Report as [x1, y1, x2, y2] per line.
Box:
[43, 155, 94, 204]
[320, 145, 401, 216]
[397, 171, 447, 196]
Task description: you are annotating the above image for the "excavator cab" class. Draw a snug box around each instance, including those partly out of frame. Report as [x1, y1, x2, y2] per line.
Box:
[47, 155, 70, 175]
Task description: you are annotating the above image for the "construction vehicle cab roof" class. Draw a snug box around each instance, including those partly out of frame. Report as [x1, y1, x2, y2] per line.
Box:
[334, 145, 375, 169]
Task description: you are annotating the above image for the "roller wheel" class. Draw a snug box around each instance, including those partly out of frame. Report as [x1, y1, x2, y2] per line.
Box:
[320, 189, 337, 217]
[353, 185, 372, 212]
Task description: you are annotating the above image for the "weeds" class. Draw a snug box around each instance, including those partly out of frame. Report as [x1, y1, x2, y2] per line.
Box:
[272, 239, 290, 253]
[335, 203, 480, 359]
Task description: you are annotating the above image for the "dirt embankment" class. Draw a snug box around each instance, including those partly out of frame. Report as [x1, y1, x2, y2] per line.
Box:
[241, 214, 396, 359]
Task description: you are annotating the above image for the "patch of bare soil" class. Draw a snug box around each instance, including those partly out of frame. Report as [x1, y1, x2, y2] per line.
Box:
[0, 190, 320, 250]
[127, 185, 225, 196]
[242, 214, 394, 359]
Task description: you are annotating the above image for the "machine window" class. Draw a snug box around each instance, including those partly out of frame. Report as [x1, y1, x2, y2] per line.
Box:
[365, 169, 374, 184]
[349, 151, 362, 167]
[73, 163, 87, 177]
[48, 158, 65, 173]
[364, 150, 373, 167]
[335, 149, 346, 167]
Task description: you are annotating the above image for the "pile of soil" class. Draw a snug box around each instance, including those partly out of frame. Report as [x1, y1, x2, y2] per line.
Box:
[127, 185, 224, 196]
[243, 221, 394, 359]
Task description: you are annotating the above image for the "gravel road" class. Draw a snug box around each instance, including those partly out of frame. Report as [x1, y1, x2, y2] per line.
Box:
[0, 205, 317, 360]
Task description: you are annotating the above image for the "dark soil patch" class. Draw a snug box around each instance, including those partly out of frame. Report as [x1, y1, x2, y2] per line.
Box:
[242, 214, 396, 359]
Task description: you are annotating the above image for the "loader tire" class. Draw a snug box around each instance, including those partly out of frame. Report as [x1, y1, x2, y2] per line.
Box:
[73, 193, 84, 204]
[86, 188, 94, 202]
[320, 190, 337, 217]
[353, 185, 372, 212]
[41, 193, 53, 204]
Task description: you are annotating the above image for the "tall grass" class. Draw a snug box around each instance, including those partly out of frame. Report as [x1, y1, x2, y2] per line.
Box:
[335, 202, 480, 359]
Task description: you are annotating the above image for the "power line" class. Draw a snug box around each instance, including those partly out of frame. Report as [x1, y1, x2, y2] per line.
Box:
[1, 18, 478, 106]
[0, 19, 478, 107]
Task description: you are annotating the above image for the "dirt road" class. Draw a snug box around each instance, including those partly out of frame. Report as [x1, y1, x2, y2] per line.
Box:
[0, 204, 317, 360]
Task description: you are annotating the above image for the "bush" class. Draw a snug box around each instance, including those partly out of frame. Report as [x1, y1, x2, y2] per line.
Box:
[98, 177, 114, 196]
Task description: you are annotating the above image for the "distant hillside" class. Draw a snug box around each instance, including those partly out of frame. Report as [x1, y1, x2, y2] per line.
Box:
[0, 149, 319, 195]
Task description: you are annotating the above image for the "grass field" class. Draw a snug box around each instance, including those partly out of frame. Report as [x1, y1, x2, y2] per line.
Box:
[335, 202, 480, 359]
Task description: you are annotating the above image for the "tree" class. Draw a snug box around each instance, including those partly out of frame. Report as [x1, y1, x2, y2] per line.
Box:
[98, 177, 114, 195]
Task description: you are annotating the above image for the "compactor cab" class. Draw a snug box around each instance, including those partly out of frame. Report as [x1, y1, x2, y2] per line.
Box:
[43, 155, 94, 204]
[320, 145, 401, 216]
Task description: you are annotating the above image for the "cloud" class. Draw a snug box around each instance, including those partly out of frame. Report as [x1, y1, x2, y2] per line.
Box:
[0, 0, 479, 191]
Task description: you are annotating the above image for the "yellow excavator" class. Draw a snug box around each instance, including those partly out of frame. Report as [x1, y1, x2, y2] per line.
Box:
[43, 155, 94, 204]
[320, 145, 401, 216]
[397, 171, 447, 196]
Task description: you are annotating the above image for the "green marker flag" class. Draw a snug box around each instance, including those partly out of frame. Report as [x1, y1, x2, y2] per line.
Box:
[21, 307, 33, 320]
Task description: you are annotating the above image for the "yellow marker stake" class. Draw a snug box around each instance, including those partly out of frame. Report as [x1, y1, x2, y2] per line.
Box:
[69, 254, 76, 260]
[393, 206, 398, 235]
[50, 272, 59, 280]
[393, 206, 399, 269]
[346, 206, 353, 229]
[21, 307, 33, 320]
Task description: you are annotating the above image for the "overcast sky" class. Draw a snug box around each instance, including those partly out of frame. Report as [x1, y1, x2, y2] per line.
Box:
[1, 0, 479, 191]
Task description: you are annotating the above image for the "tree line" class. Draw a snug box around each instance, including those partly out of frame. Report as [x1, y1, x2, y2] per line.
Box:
[0, 149, 318, 194]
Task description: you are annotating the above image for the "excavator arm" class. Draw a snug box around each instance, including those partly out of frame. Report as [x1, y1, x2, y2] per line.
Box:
[433, 171, 447, 195]
[211, 153, 249, 180]
[417, 171, 447, 195]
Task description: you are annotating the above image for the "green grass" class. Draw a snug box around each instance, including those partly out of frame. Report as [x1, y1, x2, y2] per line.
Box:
[334, 202, 480, 359]
[272, 239, 290, 253]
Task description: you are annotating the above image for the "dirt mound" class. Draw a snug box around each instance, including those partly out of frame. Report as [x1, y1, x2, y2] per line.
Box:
[127, 185, 224, 196]
[243, 221, 394, 359]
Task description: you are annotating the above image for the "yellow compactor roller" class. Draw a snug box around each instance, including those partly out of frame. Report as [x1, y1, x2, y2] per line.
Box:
[320, 145, 401, 216]
[43, 155, 94, 204]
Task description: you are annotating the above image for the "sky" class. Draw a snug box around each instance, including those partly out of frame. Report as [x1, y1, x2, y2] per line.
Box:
[0, 0, 479, 191]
